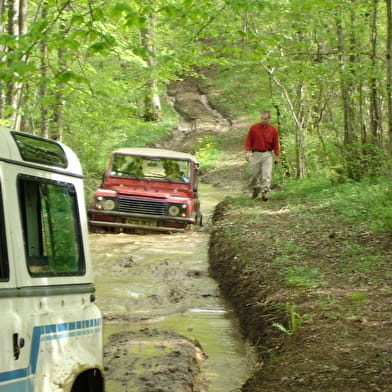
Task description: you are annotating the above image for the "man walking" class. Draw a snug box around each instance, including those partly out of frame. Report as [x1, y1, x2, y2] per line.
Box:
[245, 110, 280, 201]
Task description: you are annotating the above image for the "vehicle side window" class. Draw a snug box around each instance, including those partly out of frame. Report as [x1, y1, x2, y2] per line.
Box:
[0, 185, 9, 281]
[18, 176, 85, 276]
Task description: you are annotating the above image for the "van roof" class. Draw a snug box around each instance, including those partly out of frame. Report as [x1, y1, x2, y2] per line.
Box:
[113, 148, 199, 164]
[0, 127, 82, 175]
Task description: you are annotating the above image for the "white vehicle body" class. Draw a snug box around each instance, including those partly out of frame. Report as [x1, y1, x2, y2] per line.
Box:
[0, 128, 104, 392]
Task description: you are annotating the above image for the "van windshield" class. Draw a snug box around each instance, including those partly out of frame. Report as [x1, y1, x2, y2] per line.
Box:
[110, 154, 191, 183]
[18, 176, 85, 276]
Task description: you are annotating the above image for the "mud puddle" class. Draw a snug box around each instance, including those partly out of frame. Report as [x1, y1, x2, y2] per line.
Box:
[90, 184, 253, 391]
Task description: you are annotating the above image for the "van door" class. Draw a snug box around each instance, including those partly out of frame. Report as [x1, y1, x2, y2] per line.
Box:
[0, 181, 30, 392]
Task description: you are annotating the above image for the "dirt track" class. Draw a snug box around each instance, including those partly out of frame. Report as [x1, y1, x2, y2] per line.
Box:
[92, 184, 252, 392]
[94, 72, 254, 392]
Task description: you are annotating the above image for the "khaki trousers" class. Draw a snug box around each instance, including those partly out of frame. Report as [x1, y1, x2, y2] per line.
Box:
[249, 151, 273, 193]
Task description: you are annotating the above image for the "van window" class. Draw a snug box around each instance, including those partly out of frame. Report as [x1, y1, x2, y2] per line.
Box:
[18, 176, 85, 276]
[12, 132, 67, 168]
[0, 186, 9, 281]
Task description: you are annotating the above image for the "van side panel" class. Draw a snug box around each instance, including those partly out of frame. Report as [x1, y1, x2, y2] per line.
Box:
[0, 128, 104, 392]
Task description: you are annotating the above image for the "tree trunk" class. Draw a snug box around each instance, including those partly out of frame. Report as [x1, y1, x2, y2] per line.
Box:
[0, 0, 7, 118]
[386, 0, 392, 172]
[39, 2, 49, 138]
[265, 66, 306, 179]
[141, 13, 161, 122]
[336, 5, 360, 179]
[6, 0, 27, 130]
[53, 10, 67, 142]
[369, 0, 381, 144]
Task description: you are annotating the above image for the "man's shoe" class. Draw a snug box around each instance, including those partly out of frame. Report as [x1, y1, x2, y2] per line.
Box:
[262, 192, 270, 201]
[252, 187, 260, 199]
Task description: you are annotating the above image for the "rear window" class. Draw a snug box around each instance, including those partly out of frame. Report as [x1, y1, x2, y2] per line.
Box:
[18, 176, 85, 276]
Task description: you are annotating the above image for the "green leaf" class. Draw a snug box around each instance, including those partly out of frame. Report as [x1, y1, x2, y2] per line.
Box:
[111, 3, 133, 19]
[88, 42, 109, 56]
[272, 322, 292, 335]
[125, 12, 142, 27]
[57, 70, 77, 83]
[70, 14, 85, 26]
[0, 34, 16, 48]
[132, 47, 150, 58]
[160, 5, 180, 17]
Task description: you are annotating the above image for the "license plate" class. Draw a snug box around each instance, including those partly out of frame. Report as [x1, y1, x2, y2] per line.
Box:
[126, 218, 157, 227]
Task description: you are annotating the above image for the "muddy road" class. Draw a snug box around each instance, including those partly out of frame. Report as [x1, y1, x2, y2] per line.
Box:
[90, 184, 254, 391]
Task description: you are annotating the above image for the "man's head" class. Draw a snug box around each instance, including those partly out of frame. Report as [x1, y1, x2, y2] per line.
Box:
[260, 110, 271, 125]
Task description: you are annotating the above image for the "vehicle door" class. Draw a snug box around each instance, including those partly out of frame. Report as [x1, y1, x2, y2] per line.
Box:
[0, 173, 30, 392]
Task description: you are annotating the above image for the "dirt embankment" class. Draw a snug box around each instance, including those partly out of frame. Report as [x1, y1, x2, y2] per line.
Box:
[208, 195, 392, 392]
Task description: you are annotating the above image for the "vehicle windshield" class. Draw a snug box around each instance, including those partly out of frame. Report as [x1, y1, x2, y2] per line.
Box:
[110, 154, 191, 183]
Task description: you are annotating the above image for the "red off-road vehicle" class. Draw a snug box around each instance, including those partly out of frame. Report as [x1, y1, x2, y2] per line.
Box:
[88, 148, 202, 233]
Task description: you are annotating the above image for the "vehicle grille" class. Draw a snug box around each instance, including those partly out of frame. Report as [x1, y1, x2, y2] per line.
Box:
[118, 197, 166, 215]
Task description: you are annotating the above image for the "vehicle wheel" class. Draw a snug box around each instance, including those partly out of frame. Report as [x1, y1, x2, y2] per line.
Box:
[196, 212, 203, 227]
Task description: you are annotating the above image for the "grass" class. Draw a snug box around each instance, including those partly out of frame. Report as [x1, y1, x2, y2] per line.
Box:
[193, 135, 224, 170]
[274, 175, 392, 231]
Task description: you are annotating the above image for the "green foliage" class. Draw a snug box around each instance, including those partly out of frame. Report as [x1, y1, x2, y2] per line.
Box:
[283, 266, 324, 288]
[274, 175, 392, 231]
[347, 292, 367, 302]
[272, 302, 306, 335]
[194, 136, 224, 170]
[2, 0, 391, 190]
[205, 66, 272, 120]
[66, 114, 175, 198]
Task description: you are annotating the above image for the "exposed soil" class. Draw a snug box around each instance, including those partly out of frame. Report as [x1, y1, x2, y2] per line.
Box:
[209, 198, 392, 392]
[104, 328, 207, 392]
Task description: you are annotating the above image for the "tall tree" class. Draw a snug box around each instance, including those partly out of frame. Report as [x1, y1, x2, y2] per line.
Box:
[141, 11, 161, 121]
[387, 0, 392, 167]
[0, 0, 6, 118]
[7, 0, 28, 130]
[369, 0, 381, 144]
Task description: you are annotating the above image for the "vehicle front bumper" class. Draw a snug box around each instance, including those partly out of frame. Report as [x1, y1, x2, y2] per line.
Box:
[87, 209, 195, 232]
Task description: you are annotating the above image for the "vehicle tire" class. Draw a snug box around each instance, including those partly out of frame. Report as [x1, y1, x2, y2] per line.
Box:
[196, 212, 203, 227]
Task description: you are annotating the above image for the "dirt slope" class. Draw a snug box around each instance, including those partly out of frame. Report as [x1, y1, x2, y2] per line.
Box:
[209, 198, 392, 392]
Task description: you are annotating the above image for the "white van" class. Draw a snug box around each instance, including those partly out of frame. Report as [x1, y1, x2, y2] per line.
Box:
[0, 128, 104, 392]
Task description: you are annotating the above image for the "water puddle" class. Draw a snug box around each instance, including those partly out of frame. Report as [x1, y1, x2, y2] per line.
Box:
[90, 184, 253, 391]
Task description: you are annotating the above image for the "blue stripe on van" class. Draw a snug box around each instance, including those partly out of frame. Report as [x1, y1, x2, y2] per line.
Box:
[0, 378, 33, 392]
[0, 318, 102, 387]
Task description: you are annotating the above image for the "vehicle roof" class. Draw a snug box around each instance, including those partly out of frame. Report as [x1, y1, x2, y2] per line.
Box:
[113, 147, 199, 163]
[0, 126, 82, 175]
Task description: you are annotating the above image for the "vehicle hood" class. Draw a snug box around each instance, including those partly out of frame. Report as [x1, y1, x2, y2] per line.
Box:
[109, 185, 191, 199]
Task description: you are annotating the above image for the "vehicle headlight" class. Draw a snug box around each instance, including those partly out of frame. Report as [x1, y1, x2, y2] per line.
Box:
[95, 196, 116, 210]
[103, 199, 116, 210]
[168, 205, 180, 216]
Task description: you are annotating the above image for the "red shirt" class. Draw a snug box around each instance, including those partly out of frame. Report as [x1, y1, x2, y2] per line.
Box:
[245, 122, 280, 156]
